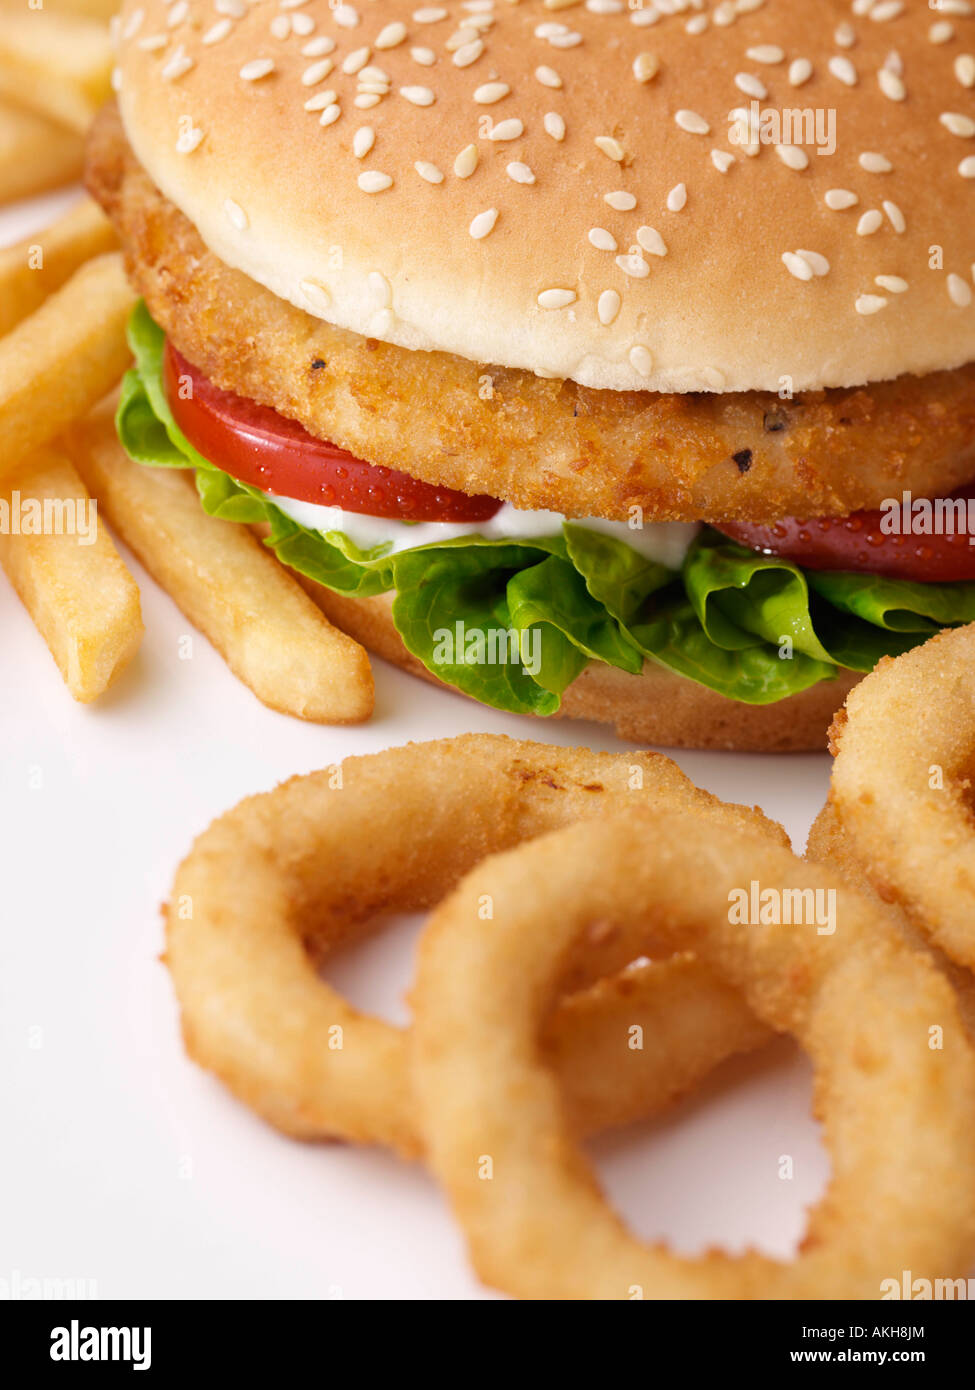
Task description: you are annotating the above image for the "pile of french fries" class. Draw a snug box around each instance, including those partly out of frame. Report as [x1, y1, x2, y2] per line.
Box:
[0, 204, 375, 722]
[0, 0, 116, 206]
[0, 1, 373, 722]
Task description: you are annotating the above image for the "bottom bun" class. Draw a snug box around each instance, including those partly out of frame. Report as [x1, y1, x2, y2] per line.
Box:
[296, 578, 860, 752]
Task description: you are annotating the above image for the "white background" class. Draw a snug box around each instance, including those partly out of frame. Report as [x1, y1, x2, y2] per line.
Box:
[0, 193, 838, 1300]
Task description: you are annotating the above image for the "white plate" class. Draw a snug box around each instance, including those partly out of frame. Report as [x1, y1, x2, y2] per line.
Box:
[0, 192, 840, 1300]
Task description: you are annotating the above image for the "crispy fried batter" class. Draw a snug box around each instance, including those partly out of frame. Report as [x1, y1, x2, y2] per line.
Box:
[88, 104, 975, 523]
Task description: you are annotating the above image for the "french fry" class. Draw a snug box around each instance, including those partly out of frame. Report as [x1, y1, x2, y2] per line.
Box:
[0, 9, 113, 134]
[66, 399, 376, 723]
[0, 197, 116, 335]
[0, 443, 143, 701]
[0, 99, 84, 205]
[0, 252, 134, 483]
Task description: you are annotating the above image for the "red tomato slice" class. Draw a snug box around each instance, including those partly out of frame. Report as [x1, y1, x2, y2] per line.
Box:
[163, 341, 503, 523]
[715, 483, 975, 583]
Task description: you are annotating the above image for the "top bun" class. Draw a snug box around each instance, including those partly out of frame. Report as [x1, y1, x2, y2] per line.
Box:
[115, 0, 975, 393]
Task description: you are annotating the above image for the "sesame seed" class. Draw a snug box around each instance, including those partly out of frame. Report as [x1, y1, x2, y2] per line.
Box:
[789, 58, 812, 86]
[354, 94, 381, 108]
[615, 253, 649, 278]
[415, 160, 444, 183]
[597, 289, 620, 325]
[947, 274, 972, 307]
[413, 7, 447, 21]
[674, 110, 709, 135]
[735, 73, 767, 99]
[161, 46, 193, 81]
[176, 124, 205, 154]
[636, 225, 667, 256]
[666, 183, 687, 212]
[138, 33, 167, 51]
[507, 162, 536, 184]
[595, 135, 625, 160]
[400, 85, 435, 105]
[859, 152, 892, 173]
[454, 144, 479, 178]
[358, 66, 390, 84]
[796, 250, 830, 277]
[411, 46, 435, 64]
[782, 252, 814, 281]
[857, 209, 883, 236]
[775, 145, 809, 171]
[685, 14, 708, 35]
[544, 111, 566, 140]
[930, 21, 955, 44]
[535, 64, 562, 87]
[342, 46, 371, 74]
[302, 36, 336, 56]
[240, 58, 275, 81]
[224, 199, 248, 230]
[292, 13, 315, 36]
[447, 25, 481, 49]
[319, 103, 341, 127]
[712, 0, 736, 24]
[270, 14, 291, 39]
[941, 112, 975, 138]
[960, 155, 975, 177]
[883, 200, 905, 233]
[538, 288, 577, 308]
[855, 294, 887, 315]
[604, 190, 635, 211]
[629, 346, 653, 377]
[358, 171, 392, 193]
[746, 45, 783, 64]
[549, 31, 583, 49]
[956, 55, 975, 88]
[216, 0, 245, 15]
[353, 126, 375, 157]
[303, 90, 337, 110]
[469, 208, 498, 239]
[299, 280, 331, 312]
[829, 56, 857, 86]
[632, 51, 659, 82]
[453, 38, 484, 66]
[834, 21, 855, 47]
[588, 227, 617, 251]
[825, 188, 859, 210]
[302, 58, 334, 85]
[870, 0, 904, 19]
[474, 81, 509, 103]
[376, 21, 407, 49]
[878, 68, 905, 100]
[489, 118, 524, 141]
[333, 5, 360, 28]
[711, 149, 734, 172]
[875, 275, 908, 293]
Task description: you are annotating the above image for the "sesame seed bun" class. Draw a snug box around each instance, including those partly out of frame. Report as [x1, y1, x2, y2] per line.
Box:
[115, 0, 975, 395]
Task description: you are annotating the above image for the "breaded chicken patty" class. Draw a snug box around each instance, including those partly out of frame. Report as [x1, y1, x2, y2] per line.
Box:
[88, 104, 975, 524]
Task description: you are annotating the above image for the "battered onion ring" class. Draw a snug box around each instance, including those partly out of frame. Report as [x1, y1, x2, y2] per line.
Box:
[166, 735, 776, 1157]
[807, 801, 975, 1045]
[829, 625, 975, 975]
[412, 810, 975, 1300]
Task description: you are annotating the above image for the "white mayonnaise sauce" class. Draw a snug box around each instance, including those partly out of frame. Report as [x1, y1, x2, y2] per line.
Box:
[265, 492, 700, 571]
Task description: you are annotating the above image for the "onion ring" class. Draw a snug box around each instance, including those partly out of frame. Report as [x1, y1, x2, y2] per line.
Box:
[165, 734, 778, 1157]
[412, 810, 975, 1299]
[807, 800, 975, 1045]
[828, 625, 975, 975]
